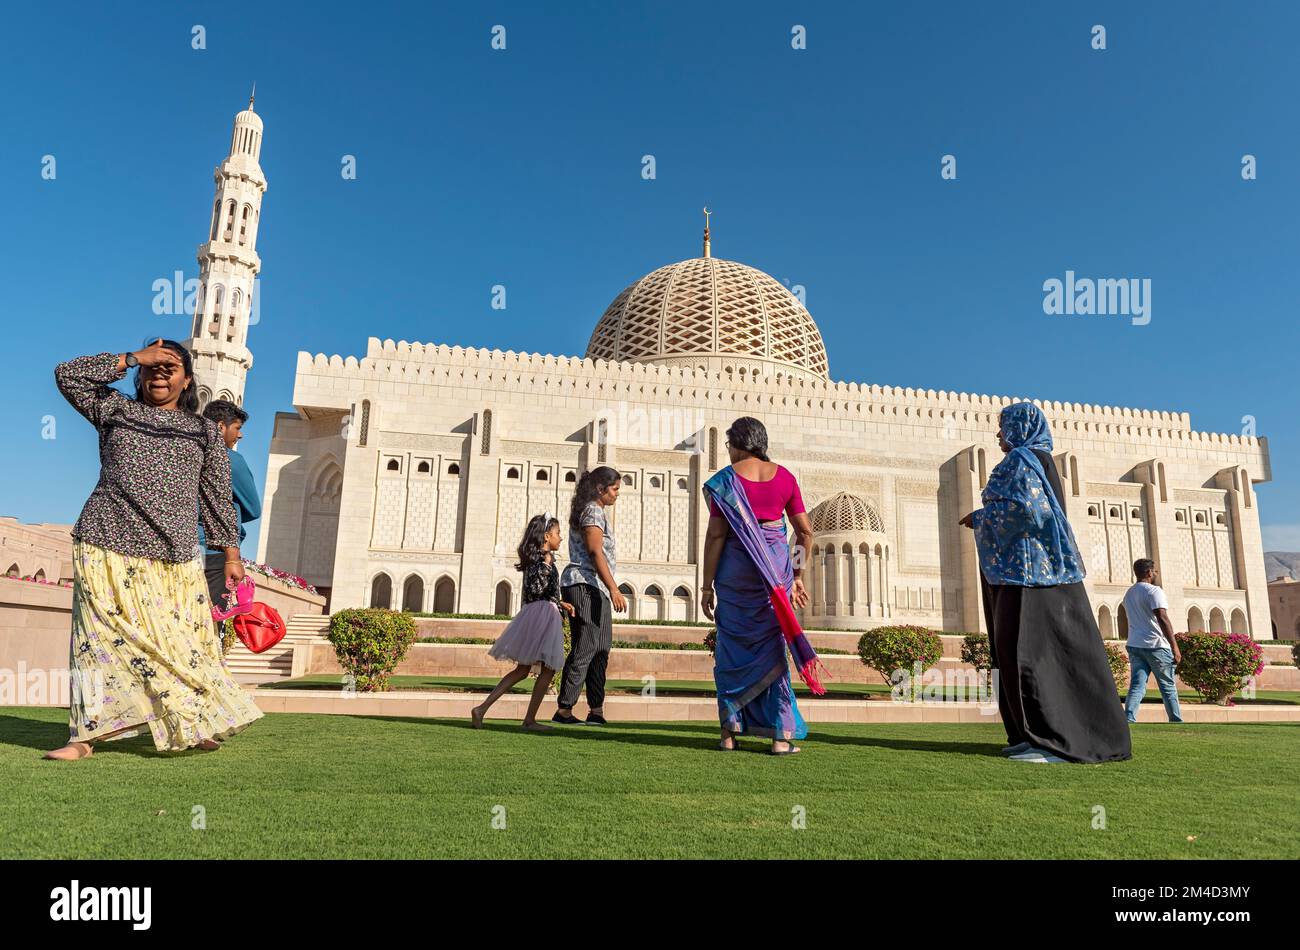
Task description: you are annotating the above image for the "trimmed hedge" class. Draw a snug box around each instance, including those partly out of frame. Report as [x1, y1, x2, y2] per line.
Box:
[328, 608, 417, 692]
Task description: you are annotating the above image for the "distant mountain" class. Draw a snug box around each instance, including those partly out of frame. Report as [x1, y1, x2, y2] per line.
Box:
[1264, 552, 1300, 581]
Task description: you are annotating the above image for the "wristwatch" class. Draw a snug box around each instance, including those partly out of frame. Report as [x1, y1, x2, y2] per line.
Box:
[124, 353, 139, 368]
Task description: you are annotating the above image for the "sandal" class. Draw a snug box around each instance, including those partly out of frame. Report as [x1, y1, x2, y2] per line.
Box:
[770, 743, 802, 756]
[718, 733, 740, 751]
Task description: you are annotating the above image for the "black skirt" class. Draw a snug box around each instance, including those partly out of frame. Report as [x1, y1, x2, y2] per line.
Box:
[982, 577, 1132, 764]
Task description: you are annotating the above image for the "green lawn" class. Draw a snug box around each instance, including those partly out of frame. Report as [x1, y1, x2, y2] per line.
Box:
[3, 706, 1298, 859]
[268, 673, 1300, 706]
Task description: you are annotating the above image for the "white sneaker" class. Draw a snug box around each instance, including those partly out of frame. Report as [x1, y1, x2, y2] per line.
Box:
[1010, 748, 1066, 764]
[1000, 741, 1032, 756]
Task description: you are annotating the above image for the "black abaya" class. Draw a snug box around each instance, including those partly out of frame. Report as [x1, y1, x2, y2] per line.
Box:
[979, 450, 1132, 764]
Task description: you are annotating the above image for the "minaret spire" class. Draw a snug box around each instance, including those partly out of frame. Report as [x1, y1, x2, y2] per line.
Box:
[702, 207, 712, 259]
[185, 97, 269, 409]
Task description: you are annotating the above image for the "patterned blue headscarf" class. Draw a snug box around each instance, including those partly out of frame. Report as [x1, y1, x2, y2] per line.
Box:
[972, 402, 1085, 587]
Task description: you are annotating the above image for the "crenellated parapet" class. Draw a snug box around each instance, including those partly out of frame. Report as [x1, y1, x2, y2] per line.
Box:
[290, 338, 1268, 459]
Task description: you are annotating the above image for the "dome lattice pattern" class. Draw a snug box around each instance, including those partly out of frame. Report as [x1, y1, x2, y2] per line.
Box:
[585, 257, 829, 379]
[810, 492, 885, 534]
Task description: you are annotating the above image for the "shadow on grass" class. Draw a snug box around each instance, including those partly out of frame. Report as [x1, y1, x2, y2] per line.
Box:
[320, 713, 1009, 758]
[0, 713, 207, 759]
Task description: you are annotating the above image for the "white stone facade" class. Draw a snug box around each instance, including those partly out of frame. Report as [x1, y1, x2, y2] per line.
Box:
[257, 336, 1274, 639]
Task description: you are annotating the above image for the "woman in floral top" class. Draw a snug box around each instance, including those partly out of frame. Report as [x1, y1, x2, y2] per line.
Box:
[44, 340, 264, 760]
[472, 514, 575, 731]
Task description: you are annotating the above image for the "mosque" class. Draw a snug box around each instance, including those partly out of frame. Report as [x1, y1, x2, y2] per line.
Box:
[190, 100, 1276, 639]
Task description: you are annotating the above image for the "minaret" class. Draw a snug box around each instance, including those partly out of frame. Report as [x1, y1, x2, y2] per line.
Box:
[187, 87, 267, 408]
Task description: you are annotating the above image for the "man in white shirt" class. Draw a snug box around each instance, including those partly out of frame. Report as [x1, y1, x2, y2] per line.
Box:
[1122, 559, 1183, 723]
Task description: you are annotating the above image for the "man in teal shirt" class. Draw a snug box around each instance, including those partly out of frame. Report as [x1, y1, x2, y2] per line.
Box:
[198, 400, 262, 613]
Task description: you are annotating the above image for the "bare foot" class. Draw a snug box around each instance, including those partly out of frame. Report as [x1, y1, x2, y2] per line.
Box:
[43, 741, 94, 761]
[521, 721, 553, 732]
[471, 705, 485, 729]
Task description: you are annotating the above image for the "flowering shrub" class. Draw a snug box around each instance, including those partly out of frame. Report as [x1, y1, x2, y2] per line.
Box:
[858, 626, 943, 701]
[1103, 641, 1130, 692]
[1175, 632, 1264, 705]
[1291, 640, 1300, 669]
[328, 608, 417, 691]
[960, 633, 991, 675]
[240, 559, 319, 595]
[3, 574, 72, 587]
[704, 628, 717, 655]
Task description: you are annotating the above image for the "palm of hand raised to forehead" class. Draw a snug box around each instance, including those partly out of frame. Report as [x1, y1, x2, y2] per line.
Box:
[135, 339, 183, 369]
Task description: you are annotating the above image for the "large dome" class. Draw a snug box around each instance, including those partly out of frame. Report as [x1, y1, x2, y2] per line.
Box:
[584, 254, 829, 380]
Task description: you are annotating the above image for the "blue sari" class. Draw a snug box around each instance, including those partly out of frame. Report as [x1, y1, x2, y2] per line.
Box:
[704, 467, 823, 740]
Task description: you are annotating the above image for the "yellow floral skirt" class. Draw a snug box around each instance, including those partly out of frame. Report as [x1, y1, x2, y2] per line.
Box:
[67, 540, 264, 752]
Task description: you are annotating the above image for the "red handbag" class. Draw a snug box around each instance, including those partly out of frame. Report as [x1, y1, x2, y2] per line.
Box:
[233, 602, 286, 654]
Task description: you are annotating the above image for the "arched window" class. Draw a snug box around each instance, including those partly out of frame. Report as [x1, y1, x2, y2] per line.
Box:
[369, 573, 392, 609]
[1098, 605, 1114, 639]
[197, 387, 212, 412]
[210, 198, 221, 240]
[386, 459, 400, 472]
[1175, 511, 1186, 523]
[506, 467, 520, 480]
[417, 460, 431, 474]
[1117, 604, 1129, 640]
[676, 478, 687, 490]
[1194, 513, 1206, 525]
[494, 581, 512, 616]
[1187, 607, 1205, 633]
[33, 568, 45, 581]
[223, 199, 236, 241]
[1208, 607, 1226, 632]
[1109, 506, 1120, 519]
[402, 575, 424, 612]
[5, 563, 19, 577]
[1230, 609, 1248, 636]
[622, 474, 635, 487]
[671, 585, 691, 621]
[433, 576, 456, 613]
[564, 471, 576, 483]
[535, 470, 549, 482]
[447, 462, 460, 476]
[1087, 505, 1099, 517]
[649, 476, 662, 489]
[239, 204, 251, 245]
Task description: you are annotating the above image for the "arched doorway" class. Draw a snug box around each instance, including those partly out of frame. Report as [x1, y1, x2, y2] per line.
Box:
[1098, 605, 1114, 639]
[433, 576, 456, 613]
[1230, 609, 1248, 636]
[494, 580, 512, 616]
[1117, 604, 1129, 641]
[1187, 607, 1205, 633]
[1208, 607, 1226, 632]
[402, 575, 424, 612]
[369, 573, 392, 609]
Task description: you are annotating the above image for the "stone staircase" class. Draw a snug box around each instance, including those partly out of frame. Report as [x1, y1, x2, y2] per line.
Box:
[227, 612, 330, 685]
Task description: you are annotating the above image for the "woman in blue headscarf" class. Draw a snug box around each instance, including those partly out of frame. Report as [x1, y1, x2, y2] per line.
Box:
[960, 402, 1131, 764]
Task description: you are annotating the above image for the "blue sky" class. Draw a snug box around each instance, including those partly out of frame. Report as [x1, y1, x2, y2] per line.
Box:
[2, 1, 1296, 554]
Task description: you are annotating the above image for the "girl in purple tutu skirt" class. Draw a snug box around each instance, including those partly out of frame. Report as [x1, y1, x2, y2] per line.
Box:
[471, 514, 574, 731]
